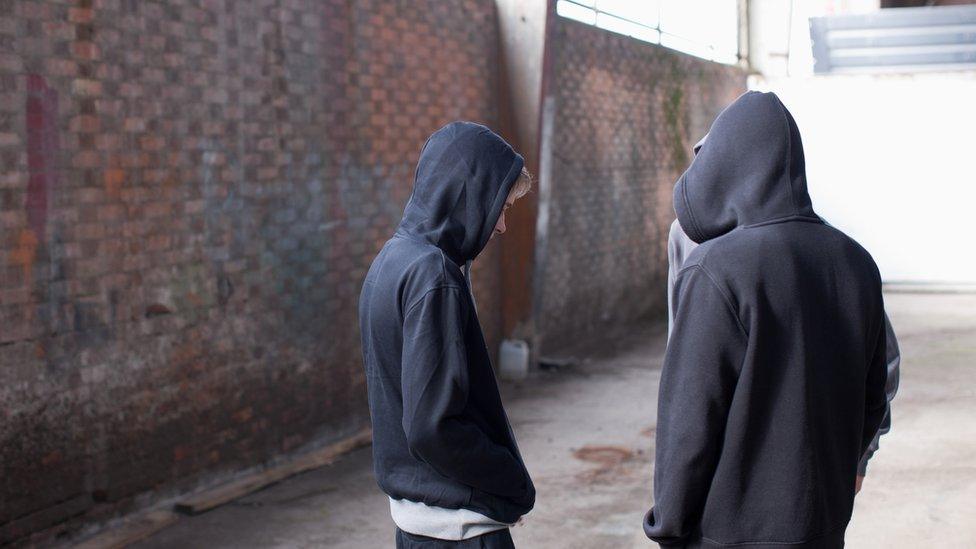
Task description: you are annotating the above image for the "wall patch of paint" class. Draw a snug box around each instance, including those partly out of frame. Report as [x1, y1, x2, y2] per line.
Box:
[25, 74, 59, 241]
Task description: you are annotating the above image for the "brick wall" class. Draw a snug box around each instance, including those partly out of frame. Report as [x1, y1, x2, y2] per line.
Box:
[534, 19, 746, 355]
[0, 0, 506, 542]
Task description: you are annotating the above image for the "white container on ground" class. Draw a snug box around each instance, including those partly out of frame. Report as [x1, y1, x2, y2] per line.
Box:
[498, 339, 530, 381]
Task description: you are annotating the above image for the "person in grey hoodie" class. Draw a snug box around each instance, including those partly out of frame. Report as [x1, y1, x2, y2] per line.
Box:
[645, 91, 889, 548]
[359, 121, 534, 549]
[666, 140, 901, 490]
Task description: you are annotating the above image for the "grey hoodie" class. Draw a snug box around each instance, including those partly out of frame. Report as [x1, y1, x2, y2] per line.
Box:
[645, 91, 889, 548]
[359, 122, 534, 530]
[667, 219, 900, 476]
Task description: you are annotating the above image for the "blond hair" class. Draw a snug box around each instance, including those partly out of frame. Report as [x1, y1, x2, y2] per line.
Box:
[510, 166, 533, 200]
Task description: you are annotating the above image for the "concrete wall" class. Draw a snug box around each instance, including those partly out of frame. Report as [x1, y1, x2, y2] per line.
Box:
[493, 0, 551, 339]
[0, 0, 507, 542]
[534, 18, 746, 355]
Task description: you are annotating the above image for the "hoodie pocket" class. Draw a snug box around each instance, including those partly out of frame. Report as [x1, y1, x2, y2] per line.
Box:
[467, 487, 532, 525]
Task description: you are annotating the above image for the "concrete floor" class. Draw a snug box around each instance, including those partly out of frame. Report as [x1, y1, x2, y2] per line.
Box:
[133, 292, 976, 548]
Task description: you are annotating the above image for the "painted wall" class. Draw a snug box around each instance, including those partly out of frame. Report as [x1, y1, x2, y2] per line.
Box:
[0, 0, 508, 542]
[534, 18, 747, 355]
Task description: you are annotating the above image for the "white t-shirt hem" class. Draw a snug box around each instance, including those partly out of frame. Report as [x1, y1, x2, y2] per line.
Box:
[389, 497, 512, 541]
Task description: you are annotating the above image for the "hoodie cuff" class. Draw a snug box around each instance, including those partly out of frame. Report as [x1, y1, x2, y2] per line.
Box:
[643, 508, 687, 546]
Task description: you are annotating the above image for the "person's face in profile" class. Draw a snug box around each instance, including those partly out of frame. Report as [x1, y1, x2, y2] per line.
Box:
[491, 187, 519, 240]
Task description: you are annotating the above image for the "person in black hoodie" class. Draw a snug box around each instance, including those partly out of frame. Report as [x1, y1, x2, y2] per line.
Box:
[644, 91, 888, 548]
[360, 121, 534, 549]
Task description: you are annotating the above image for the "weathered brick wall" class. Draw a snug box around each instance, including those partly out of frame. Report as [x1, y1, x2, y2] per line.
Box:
[534, 19, 746, 355]
[0, 0, 505, 542]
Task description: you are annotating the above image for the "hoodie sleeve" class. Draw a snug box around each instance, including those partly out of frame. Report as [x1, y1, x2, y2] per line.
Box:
[857, 312, 900, 475]
[645, 266, 746, 545]
[400, 286, 530, 502]
[860, 310, 890, 460]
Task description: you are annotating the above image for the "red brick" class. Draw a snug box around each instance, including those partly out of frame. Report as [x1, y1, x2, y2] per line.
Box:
[70, 41, 100, 61]
[45, 58, 78, 77]
[0, 133, 21, 147]
[97, 204, 124, 221]
[1, 0, 513, 542]
[123, 117, 146, 132]
[69, 115, 99, 133]
[72, 150, 101, 168]
[535, 19, 745, 353]
[138, 136, 165, 151]
[68, 8, 94, 24]
[0, 54, 23, 72]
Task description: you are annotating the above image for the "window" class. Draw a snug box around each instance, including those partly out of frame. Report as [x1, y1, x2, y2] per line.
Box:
[556, 0, 740, 65]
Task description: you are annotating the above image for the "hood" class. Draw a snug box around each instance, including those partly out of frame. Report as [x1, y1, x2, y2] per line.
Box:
[397, 121, 524, 264]
[674, 91, 817, 244]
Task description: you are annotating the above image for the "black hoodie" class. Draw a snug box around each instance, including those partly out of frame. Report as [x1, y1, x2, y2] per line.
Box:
[644, 92, 888, 548]
[359, 121, 534, 524]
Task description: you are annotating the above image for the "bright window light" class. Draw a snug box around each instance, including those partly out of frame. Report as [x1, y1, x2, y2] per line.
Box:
[556, 0, 596, 25]
[596, 0, 660, 29]
[556, 0, 739, 65]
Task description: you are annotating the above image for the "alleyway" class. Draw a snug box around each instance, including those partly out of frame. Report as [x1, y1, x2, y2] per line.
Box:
[133, 292, 976, 548]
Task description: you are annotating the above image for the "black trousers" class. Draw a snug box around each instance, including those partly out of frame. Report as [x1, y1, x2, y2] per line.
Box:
[395, 528, 515, 549]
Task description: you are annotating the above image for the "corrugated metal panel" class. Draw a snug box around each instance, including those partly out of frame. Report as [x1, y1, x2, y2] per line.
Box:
[809, 5, 976, 74]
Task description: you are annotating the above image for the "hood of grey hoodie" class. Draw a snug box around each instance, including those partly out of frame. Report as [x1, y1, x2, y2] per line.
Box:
[396, 121, 524, 266]
[674, 91, 818, 244]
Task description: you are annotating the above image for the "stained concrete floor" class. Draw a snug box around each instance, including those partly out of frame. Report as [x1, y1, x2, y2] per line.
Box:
[133, 292, 976, 548]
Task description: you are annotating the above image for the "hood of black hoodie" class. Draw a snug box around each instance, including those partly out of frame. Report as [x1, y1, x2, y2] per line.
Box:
[396, 121, 524, 265]
[674, 91, 818, 244]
